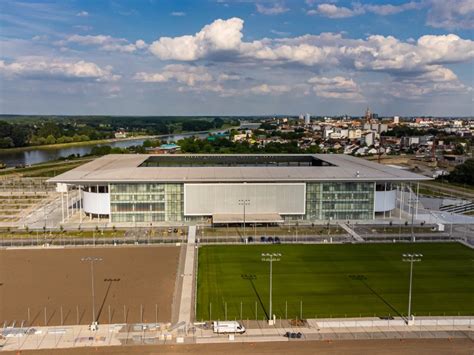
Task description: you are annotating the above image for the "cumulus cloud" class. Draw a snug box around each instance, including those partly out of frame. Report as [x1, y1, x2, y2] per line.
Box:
[148, 18, 474, 74]
[256, 2, 289, 15]
[134, 64, 213, 86]
[218, 73, 241, 81]
[145, 17, 474, 101]
[308, 4, 362, 18]
[58, 34, 147, 53]
[308, 76, 363, 99]
[149, 18, 244, 61]
[308, 1, 421, 18]
[0, 57, 120, 82]
[76, 11, 89, 17]
[171, 11, 186, 16]
[249, 84, 291, 95]
[426, 0, 474, 29]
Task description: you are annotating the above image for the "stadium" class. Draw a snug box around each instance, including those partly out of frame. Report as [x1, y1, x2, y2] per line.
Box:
[48, 154, 430, 225]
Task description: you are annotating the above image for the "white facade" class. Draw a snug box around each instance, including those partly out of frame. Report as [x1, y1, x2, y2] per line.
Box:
[184, 183, 306, 216]
[374, 189, 396, 212]
[82, 190, 111, 215]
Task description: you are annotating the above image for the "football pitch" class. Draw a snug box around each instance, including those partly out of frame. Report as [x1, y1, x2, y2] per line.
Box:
[196, 243, 474, 321]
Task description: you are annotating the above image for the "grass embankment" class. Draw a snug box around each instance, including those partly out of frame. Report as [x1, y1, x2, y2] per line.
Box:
[197, 243, 474, 320]
[0, 158, 93, 177]
[0, 229, 126, 239]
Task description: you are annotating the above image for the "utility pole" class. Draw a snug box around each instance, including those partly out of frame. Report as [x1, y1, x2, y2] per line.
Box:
[261, 253, 281, 325]
[238, 199, 250, 239]
[402, 253, 423, 325]
[81, 256, 103, 330]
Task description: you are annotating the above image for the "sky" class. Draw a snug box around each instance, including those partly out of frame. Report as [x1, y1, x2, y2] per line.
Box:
[0, 0, 473, 116]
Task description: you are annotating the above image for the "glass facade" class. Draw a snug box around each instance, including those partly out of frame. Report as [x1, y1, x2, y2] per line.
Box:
[306, 182, 375, 220]
[108, 181, 375, 223]
[110, 183, 183, 223]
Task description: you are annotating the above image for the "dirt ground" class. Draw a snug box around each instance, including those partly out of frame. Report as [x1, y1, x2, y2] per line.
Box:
[5, 338, 473, 355]
[0, 246, 180, 326]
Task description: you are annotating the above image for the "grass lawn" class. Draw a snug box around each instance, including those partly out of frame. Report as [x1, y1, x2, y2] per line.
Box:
[196, 243, 474, 321]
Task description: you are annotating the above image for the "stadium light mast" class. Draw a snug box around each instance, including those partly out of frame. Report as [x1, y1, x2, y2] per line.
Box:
[238, 199, 250, 238]
[402, 253, 422, 325]
[81, 256, 103, 330]
[261, 253, 281, 325]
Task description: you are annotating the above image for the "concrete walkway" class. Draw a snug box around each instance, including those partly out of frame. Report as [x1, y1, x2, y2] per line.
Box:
[177, 226, 196, 325]
[2, 316, 473, 351]
[339, 223, 364, 242]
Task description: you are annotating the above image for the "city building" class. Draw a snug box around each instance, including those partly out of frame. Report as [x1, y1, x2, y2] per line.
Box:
[49, 154, 430, 225]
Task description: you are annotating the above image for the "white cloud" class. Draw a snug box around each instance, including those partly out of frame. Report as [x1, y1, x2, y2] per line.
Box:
[149, 17, 244, 61]
[148, 18, 474, 75]
[308, 1, 422, 18]
[308, 4, 362, 18]
[146, 17, 474, 102]
[171, 11, 186, 16]
[59, 34, 147, 53]
[218, 73, 241, 81]
[256, 2, 289, 15]
[426, 0, 474, 29]
[249, 84, 291, 95]
[0, 57, 120, 82]
[134, 64, 213, 86]
[308, 76, 363, 99]
[76, 11, 89, 17]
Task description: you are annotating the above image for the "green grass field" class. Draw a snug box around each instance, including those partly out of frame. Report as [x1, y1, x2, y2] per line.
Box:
[196, 243, 474, 321]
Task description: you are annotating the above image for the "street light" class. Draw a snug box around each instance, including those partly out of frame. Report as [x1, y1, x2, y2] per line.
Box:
[261, 253, 281, 325]
[81, 256, 103, 330]
[238, 199, 250, 239]
[402, 253, 422, 325]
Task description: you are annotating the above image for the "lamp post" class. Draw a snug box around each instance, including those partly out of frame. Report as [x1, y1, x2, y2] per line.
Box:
[402, 253, 422, 325]
[261, 253, 281, 325]
[81, 256, 103, 330]
[238, 199, 250, 239]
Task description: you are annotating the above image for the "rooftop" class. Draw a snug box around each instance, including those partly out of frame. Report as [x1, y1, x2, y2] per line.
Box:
[48, 154, 431, 184]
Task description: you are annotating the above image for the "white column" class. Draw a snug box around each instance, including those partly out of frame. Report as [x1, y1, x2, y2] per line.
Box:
[61, 192, 65, 223]
[415, 182, 420, 219]
[79, 187, 83, 224]
[66, 187, 69, 220]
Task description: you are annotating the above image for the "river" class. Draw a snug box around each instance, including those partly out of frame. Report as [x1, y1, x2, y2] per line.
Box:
[0, 131, 222, 167]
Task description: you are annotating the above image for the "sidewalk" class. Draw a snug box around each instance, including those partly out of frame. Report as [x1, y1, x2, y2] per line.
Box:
[2, 317, 472, 352]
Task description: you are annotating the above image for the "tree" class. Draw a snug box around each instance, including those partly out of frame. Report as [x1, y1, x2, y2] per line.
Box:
[446, 158, 474, 185]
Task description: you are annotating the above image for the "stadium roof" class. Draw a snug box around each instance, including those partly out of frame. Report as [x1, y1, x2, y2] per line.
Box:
[48, 154, 431, 184]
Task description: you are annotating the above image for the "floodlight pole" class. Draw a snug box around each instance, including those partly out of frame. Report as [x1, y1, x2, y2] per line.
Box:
[261, 253, 281, 325]
[402, 253, 422, 325]
[238, 199, 250, 238]
[81, 256, 103, 329]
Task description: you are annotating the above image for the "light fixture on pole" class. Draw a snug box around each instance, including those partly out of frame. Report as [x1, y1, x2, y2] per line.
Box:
[238, 199, 250, 239]
[402, 253, 422, 325]
[261, 253, 281, 325]
[81, 256, 103, 331]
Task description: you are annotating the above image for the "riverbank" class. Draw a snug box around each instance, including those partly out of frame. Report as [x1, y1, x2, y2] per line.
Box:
[0, 135, 155, 153]
[0, 126, 236, 154]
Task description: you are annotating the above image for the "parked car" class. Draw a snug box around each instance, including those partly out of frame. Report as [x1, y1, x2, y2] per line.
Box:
[260, 236, 266, 242]
[267, 236, 274, 243]
[274, 237, 281, 244]
[247, 237, 254, 243]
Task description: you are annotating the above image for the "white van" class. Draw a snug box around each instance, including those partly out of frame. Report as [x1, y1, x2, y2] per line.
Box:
[212, 321, 246, 334]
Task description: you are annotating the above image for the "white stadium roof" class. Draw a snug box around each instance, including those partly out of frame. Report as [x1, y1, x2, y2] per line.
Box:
[48, 154, 431, 184]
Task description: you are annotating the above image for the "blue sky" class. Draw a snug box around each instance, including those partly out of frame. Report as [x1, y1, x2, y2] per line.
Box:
[0, 0, 473, 116]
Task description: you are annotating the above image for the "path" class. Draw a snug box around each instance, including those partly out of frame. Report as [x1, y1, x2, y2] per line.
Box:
[177, 226, 196, 326]
[339, 223, 364, 242]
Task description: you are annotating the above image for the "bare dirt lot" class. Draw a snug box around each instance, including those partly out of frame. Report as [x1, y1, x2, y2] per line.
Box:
[5, 338, 473, 355]
[0, 246, 180, 326]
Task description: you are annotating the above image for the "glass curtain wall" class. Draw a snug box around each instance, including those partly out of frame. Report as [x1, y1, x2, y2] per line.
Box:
[110, 183, 183, 223]
[306, 182, 375, 220]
